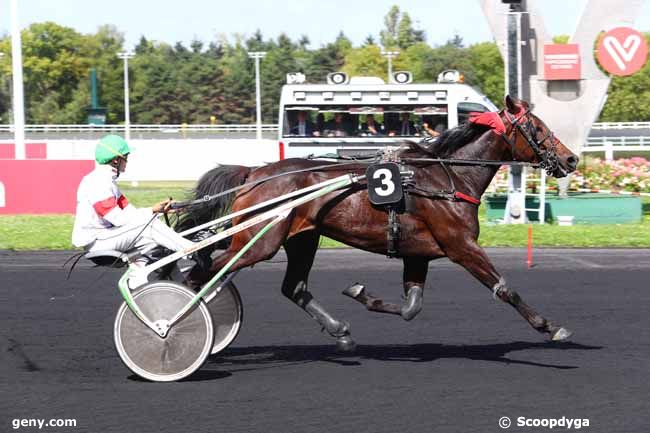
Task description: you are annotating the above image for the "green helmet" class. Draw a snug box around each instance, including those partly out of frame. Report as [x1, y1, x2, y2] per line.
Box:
[95, 135, 131, 164]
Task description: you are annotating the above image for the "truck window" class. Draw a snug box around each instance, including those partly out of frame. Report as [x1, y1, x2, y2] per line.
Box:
[457, 102, 489, 123]
[282, 105, 449, 138]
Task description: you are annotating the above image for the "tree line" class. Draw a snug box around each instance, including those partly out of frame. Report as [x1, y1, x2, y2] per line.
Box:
[0, 5, 647, 125]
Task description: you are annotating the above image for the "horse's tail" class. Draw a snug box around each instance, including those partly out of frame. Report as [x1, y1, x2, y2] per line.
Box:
[177, 165, 252, 234]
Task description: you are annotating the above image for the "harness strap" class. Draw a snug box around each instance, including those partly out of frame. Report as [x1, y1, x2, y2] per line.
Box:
[453, 191, 481, 205]
[405, 186, 481, 205]
[386, 207, 400, 258]
[172, 161, 368, 210]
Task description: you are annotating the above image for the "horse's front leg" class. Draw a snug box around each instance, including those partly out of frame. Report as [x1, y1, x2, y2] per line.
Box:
[342, 256, 428, 321]
[446, 240, 571, 341]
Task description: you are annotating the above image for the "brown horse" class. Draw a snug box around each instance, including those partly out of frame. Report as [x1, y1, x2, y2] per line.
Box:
[182, 95, 579, 350]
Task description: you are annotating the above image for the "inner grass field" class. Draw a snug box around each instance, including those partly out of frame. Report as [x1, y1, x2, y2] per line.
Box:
[1, 181, 649, 250]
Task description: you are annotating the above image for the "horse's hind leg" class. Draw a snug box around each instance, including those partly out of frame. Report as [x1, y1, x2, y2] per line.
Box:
[447, 241, 571, 341]
[282, 231, 355, 351]
[343, 257, 428, 321]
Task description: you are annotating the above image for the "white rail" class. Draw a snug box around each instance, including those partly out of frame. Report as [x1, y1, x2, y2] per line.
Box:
[584, 136, 650, 148]
[0, 124, 279, 133]
[0, 121, 647, 133]
[592, 122, 650, 129]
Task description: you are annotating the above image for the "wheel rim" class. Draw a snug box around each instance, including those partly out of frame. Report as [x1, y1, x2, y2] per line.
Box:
[207, 281, 243, 354]
[114, 282, 214, 382]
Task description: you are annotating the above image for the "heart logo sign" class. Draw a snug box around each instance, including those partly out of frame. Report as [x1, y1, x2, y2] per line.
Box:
[597, 27, 648, 76]
[604, 35, 641, 70]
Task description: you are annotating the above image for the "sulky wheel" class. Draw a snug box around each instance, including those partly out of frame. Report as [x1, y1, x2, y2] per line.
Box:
[114, 281, 214, 382]
[207, 280, 243, 355]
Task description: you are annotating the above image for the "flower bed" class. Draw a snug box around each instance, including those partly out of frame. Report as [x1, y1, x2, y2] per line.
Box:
[571, 157, 650, 193]
[486, 157, 650, 193]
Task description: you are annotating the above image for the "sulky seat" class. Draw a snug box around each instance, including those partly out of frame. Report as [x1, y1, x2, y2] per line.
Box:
[84, 249, 142, 268]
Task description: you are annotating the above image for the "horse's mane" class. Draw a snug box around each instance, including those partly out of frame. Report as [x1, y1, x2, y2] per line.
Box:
[399, 121, 491, 158]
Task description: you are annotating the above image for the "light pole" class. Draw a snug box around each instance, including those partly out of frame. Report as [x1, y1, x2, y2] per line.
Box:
[381, 50, 399, 82]
[10, 0, 25, 159]
[248, 51, 266, 140]
[117, 51, 135, 140]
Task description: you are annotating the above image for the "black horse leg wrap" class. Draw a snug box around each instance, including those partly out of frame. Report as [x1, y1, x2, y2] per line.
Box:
[296, 291, 350, 337]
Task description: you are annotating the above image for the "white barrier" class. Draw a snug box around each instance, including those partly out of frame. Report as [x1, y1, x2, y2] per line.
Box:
[45, 139, 278, 181]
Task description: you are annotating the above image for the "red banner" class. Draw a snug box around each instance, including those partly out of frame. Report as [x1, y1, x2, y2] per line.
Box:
[0, 160, 94, 214]
[544, 44, 581, 80]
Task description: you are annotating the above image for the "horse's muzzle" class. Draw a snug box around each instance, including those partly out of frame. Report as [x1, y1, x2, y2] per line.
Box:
[554, 154, 579, 178]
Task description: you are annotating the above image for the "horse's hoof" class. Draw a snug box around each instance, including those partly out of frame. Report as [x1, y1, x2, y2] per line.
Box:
[342, 283, 365, 299]
[336, 336, 356, 352]
[551, 327, 572, 341]
[332, 320, 351, 338]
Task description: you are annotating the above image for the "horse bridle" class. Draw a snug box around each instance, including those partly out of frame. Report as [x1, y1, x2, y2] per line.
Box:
[501, 109, 560, 175]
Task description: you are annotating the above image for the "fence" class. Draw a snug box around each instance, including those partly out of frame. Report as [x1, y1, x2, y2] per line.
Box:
[583, 136, 650, 160]
[0, 124, 279, 140]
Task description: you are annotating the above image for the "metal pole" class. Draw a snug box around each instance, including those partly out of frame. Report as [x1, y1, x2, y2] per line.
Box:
[10, 0, 25, 159]
[248, 51, 266, 140]
[381, 50, 399, 82]
[504, 7, 525, 224]
[117, 51, 134, 140]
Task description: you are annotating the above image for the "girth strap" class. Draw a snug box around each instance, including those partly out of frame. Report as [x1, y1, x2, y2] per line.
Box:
[386, 207, 401, 258]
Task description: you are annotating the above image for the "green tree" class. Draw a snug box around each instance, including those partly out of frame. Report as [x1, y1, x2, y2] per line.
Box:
[82, 25, 125, 124]
[397, 12, 417, 49]
[363, 35, 376, 47]
[0, 22, 90, 123]
[380, 5, 400, 48]
[260, 33, 298, 122]
[0, 49, 11, 123]
[304, 33, 350, 82]
[468, 42, 504, 106]
[552, 35, 570, 44]
[397, 42, 436, 82]
[342, 45, 386, 78]
[218, 42, 255, 123]
[130, 43, 178, 123]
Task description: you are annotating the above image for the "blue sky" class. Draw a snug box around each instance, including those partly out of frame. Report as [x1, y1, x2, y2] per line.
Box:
[1, 0, 649, 49]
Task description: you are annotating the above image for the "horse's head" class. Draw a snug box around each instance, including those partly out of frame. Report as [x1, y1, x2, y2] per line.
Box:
[502, 95, 578, 178]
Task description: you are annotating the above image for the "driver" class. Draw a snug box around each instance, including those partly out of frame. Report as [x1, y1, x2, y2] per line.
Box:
[72, 135, 201, 287]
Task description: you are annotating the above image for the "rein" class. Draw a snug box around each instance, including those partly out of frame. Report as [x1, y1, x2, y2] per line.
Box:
[400, 157, 539, 168]
[172, 156, 540, 211]
[170, 161, 368, 210]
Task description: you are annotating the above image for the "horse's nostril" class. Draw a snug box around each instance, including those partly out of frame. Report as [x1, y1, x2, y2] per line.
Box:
[567, 156, 579, 168]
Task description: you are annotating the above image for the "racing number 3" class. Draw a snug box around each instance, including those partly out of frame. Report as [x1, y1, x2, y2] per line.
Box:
[373, 168, 395, 196]
[365, 162, 403, 206]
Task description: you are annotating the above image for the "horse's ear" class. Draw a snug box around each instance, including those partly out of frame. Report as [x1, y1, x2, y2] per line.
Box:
[504, 94, 519, 113]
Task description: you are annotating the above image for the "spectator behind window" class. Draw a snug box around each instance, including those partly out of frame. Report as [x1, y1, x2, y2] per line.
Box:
[360, 114, 383, 136]
[324, 113, 349, 137]
[289, 111, 318, 136]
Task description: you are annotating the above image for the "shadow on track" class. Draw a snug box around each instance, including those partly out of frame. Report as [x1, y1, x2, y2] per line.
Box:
[202, 341, 602, 378]
[127, 370, 233, 382]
